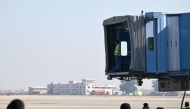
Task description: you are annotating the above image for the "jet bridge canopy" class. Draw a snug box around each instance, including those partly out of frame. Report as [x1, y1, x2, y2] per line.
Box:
[103, 15, 146, 74]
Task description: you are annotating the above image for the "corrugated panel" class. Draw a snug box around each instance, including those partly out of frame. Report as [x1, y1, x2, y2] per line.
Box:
[126, 16, 146, 71]
[166, 16, 180, 71]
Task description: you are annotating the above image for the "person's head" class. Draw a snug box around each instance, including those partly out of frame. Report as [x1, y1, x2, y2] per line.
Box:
[185, 102, 189, 107]
[143, 103, 149, 108]
[120, 103, 131, 109]
[7, 99, 24, 109]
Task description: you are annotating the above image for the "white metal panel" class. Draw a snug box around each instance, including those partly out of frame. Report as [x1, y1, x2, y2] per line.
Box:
[167, 16, 180, 71]
[121, 41, 127, 56]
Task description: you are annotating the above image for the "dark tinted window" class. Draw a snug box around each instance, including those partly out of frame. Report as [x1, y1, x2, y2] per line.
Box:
[148, 37, 154, 51]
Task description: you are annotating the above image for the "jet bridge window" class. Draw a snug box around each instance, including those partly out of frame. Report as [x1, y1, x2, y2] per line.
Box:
[148, 37, 154, 51]
[121, 41, 127, 56]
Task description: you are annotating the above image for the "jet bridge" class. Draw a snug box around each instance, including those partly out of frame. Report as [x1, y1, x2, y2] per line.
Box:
[103, 12, 190, 90]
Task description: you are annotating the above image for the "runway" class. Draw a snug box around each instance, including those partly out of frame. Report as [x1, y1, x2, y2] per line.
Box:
[0, 95, 189, 109]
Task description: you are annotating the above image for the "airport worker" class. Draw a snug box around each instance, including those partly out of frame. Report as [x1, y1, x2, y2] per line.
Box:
[114, 39, 121, 72]
[114, 39, 121, 57]
[120, 103, 131, 109]
[183, 102, 190, 109]
[7, 99, 25, 109]
[142, 103, 149, 109]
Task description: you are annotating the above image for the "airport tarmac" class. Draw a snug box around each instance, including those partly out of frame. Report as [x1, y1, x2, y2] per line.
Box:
[0, 95, 189, 109]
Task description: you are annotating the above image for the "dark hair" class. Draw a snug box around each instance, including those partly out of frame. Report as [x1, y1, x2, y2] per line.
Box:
[185, 102, 189, 107]
[143, 103, 148, 108]
[120, 103, 131, 109]
[7, 99, 24, 109]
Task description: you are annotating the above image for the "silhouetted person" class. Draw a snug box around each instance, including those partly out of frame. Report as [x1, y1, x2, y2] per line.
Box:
[7, 99, 25, 109]
[156, 107, 164, 109]
[183, 102, 190, 109]
[142, 103, 149, 109]
[120, 103, 131, 109]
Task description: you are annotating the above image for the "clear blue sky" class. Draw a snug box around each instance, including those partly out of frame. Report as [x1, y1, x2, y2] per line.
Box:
[0, 0, 189, 90]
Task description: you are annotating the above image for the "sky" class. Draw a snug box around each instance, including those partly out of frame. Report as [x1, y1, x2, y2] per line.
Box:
[0, 0, 190, 90]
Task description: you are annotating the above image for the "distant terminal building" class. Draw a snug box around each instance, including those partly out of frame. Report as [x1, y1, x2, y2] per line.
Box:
[28, 87, 47, 95]
[47, 79, 115, 95]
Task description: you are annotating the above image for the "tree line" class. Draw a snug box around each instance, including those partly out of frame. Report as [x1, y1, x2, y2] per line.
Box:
[119, 79, 158, 94]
